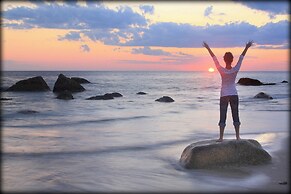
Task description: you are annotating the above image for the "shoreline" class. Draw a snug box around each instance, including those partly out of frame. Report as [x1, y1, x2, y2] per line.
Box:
[251, 136, 289, 192]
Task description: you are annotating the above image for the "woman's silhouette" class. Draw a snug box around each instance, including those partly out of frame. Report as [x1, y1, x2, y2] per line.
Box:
[203, 41, 254, 142]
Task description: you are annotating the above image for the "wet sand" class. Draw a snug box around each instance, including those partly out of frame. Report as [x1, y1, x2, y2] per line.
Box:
[253, 137, 289, 193]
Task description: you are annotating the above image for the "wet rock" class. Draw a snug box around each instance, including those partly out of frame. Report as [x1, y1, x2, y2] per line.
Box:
[281, 80, 288, 83]
[137, 92, 147, 95]
[237, 78, 263, 86]
[18, 110, 39, 114]
[56, 90, 74, 100]
[110, 92, 123, 97]
[53, 74, 85, 93]
[237, 78, 276, 86]
[254, 92, 273, 99]
[71, 77, 91, 84]
[180, 139, 272, 169]
[0, 98, 12, 101]
[155, 96, 174, 102]
[6, 76, 50, 92]
[86, 93, 122, 100]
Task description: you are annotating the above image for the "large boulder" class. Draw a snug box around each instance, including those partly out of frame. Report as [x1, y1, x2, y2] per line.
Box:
[53, 74, 85, 93]
[180, 139, 271, 169]
[155, 96, 174, 102]
[237, 78, 276, 86]
[56, 90, 74, 100]
[6, 76, 50, 92]
[71, 77, 91, 84]
[254, 92, 273, 99]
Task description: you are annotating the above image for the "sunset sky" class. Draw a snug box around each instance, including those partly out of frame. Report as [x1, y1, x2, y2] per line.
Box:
[1, 1, 289, 71]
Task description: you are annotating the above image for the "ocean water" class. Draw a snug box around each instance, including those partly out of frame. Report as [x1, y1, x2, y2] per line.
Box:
[1, 71, 289, 192]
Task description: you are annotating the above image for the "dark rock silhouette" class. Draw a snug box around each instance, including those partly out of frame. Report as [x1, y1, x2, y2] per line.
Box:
[281, 80, 288, 83]
[56, 90, 74, 100]
[18, 110, 39, 114]
[254, 92, 273, 99]
[180, 139, 271, 169]
[137, 92, 147, 95]
[0, 98, 12, 101]
[86, 93, 123, 100]
[110, 92, 123, 97]
[155, 96, 174, 102]
[237, 78, 276, 86]
[53, 74, 85, 93]
[71, 77, 91, 84]
[237, 78, 263, 86]
[6, 76, 50, 92]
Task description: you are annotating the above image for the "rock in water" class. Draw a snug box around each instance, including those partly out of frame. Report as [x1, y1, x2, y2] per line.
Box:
[237, 77, 276, 86]
[6, 76, 50, 91]
[86, 94, 114, 100]
[237, 78, 263, 86]
[18, 110, 39, 114]
[180, 139, 271, 169]
[53, 74, 85, 93]
[56, 90, 74, 100]
[110, 92, 123, 97]
[137, 92, 147, 95]
[86, 92, 122, 100]
[71, 77, 91, 84]
[155, 96, 174, 102]
[254, 92, 273, 99]
[0, 98, 12, 101]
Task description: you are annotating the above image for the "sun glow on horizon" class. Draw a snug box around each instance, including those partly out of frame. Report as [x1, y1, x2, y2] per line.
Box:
[208, 67, 215, 72]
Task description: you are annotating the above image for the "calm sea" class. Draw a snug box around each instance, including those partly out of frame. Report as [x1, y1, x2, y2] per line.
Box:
[1, 71, 289, 192]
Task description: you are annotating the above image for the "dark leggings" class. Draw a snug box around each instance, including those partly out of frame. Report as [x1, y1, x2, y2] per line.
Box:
[219, 95, 240, 127]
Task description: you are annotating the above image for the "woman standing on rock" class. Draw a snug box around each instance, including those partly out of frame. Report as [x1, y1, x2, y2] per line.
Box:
[203, 40, 254, 142]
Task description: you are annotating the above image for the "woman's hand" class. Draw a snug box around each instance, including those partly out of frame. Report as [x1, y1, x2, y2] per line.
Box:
[203, 41, 215, 57]
[202, 41, 210, 49]
[246, 40, 254, 48]
[241, 40, 254, 56]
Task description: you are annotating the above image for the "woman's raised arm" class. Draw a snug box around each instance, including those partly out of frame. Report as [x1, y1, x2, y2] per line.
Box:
[203, 41, 215, 57]
[241, 40, 254, 56]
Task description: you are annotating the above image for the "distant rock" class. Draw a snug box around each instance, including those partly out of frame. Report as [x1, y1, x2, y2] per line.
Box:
[180, 139, 271, 169]
[237, 78, 262, 86]
[110, 92, 123, 97]
[137, 92, 147, 95]
[71, 77, 91, 84]
[86, 92, 122, 100]
[56, 90, 74, 100]
[237, 78, 276, 86]
[0, 98, 12, 101]
[281, 80, 288, 83]
[155, 96, 174, 102]
[18, 110, 39, 114]
[53, 74, 85, 93]
[254, 92, 273, 99]
[6, 76, 50, 92]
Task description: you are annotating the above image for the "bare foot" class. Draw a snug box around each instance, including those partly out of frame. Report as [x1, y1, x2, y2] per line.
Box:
[216, 138, 223, 142]
[236, 137, 241, 141]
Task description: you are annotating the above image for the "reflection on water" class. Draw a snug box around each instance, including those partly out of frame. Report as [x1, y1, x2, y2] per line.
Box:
[255, 133, 277, 144]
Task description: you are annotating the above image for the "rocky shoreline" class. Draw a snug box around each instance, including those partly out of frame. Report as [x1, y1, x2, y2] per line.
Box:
[2, 74, 287, 102]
